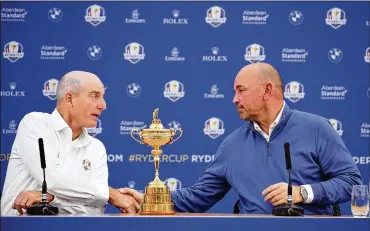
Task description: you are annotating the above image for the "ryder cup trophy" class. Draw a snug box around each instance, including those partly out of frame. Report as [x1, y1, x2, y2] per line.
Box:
[130, 108, 182, 215]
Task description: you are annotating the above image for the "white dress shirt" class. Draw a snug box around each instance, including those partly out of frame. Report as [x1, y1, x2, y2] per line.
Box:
[1, 109, 109, 215]
[253, 101, 314, 203]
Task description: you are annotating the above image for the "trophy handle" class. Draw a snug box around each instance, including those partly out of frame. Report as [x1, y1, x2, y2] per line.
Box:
[130, 129, 143, 144]
[171, 128, 183, 144]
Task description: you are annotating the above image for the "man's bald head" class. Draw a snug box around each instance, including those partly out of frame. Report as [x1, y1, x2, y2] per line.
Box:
[236, 63, 283, 94]
[56, 71, 102, 105]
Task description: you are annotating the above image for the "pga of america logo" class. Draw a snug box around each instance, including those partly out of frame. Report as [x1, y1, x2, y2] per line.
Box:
[42, 79, 59, 100]
[124, 42, 145, 64]
[245, 43, 266, 63]
[289, 10, 304, 25]
[48, 8, 63, 22]
[164, 178, 182, 191]
[3, 41, 24, 63]
[85, 4, 106, 26]
[85, 119, 103, 137]
[364, 47, 370, 64]
[205, 6, 227, 28]
[284, 81, 305, 103]
[204, 117, 225, 139]
[326, 8, 347, 29]
[329, 119, 343, 136]
[163, 80, 185, 102]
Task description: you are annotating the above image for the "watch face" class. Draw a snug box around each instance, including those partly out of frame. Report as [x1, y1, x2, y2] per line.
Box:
[301, 187, 308, 200]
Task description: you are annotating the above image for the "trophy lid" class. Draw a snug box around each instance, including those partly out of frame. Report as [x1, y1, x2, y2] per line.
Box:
[149, 108, 165, 130]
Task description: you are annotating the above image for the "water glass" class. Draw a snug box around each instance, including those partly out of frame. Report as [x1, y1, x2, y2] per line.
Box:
[351, 185, 369, 217]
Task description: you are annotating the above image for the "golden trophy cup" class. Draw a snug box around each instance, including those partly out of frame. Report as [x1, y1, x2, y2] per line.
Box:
[130, 108, 182, 215]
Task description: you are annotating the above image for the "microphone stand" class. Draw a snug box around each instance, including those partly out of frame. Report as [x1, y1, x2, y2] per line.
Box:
[272, 143, 304, 216]
[27, 138, 59, 215]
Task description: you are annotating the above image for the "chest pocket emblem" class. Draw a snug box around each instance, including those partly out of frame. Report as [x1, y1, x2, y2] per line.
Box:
[82, 159, 91, 170]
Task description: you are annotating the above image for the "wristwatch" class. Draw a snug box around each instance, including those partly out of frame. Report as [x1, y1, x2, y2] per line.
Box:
[300, 186, 308, 203]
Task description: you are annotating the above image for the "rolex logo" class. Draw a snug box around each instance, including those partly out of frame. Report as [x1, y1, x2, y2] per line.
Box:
[9, 82, 16, 90]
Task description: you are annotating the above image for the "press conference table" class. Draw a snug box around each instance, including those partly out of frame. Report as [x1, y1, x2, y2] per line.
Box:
[2, 213, 369, 231]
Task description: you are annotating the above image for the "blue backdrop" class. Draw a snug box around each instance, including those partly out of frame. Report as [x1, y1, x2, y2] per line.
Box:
[1, 1, 369, 215]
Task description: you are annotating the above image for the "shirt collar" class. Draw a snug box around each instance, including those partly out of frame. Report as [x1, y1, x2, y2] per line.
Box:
[51, 109, 91, 147]
[253, 101, 286, 132]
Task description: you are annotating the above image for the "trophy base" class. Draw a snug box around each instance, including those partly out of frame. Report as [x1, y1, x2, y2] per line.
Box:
[139, 179, 176, 216]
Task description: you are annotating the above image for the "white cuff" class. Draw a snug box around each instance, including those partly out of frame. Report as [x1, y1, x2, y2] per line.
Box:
[94, 184, 109, 206]
[302, 185, 314, 204]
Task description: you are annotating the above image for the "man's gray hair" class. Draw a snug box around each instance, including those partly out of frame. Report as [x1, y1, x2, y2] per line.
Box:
[56, 74, 83, 104]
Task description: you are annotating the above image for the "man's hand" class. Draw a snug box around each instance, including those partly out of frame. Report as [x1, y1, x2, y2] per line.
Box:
[262, 182, 303, 206]
[118, 188, 144, 204]
[108, 187, 140, 214]
[12, 190, 54, 215]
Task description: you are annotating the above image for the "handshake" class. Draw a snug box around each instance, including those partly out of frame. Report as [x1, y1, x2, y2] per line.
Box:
[12, 187, 144, 215]
[109, 187, 144, 214]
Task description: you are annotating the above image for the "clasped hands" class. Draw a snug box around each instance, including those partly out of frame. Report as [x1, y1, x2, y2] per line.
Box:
[108, 187, 143, 214]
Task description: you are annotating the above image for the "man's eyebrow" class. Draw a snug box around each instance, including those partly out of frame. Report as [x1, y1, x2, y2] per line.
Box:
[235, 85, 247, 89]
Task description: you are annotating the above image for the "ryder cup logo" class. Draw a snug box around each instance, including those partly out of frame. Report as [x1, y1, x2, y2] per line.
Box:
[204, 117, 225, 139]
[364, 47, 370, 63]
[42, 79, 59, 100]
[205, 6, 227, 28]
[127, 83, 141, 97]
[82, 159, 91, 170]
[289, 10, 304, 25]
[3, 41, 24, 63]
[284, 81, 305, 103]
[164, 178, 182, 191]
[87, 45, 102, 60]
[48, 8, 63, 22]
[245, 43, 266, 63]
[326, 8, 347, 29]
[163, 80, 185, 102]
[85, 119, 103, 137]
[329, 119, 343, 136]
[85, 5, 106, 26]
[124, 42, 145, 64]
[328, 48, 343, 63]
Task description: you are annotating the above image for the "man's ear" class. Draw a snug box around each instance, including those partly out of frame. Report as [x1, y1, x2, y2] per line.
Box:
[263, 83, 273, 100]
[66, 93, 73, 108]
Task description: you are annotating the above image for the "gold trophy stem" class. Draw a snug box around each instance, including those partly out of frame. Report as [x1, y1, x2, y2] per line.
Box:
[151, 147, 163, 184]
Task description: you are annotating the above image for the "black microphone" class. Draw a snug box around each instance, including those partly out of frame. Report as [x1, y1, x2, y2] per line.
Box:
[27, 138, 59, 215]
[272, 142, 304, 217]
